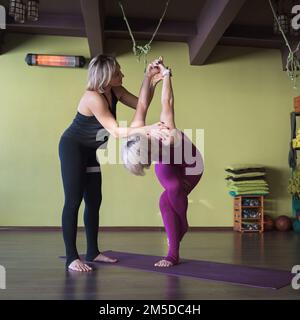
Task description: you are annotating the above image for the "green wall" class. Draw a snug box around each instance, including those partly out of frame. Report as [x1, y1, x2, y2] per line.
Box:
[0, 33, 296, 226]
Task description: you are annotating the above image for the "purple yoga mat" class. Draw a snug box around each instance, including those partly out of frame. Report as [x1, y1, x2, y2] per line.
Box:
[63, 250, 293, 290]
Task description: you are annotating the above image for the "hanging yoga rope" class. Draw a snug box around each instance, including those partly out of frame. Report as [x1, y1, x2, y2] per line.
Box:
[269, 0, 300, 89]
[118, 0, 171, 69]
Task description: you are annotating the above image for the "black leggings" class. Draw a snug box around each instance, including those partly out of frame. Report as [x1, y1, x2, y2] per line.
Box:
[59, 136, 102, 267]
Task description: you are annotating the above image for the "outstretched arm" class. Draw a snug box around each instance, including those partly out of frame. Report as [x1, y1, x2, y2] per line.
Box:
[130, 62, 160, 128]
[87, 90, 167, 139]
[159, 63, 176, 130]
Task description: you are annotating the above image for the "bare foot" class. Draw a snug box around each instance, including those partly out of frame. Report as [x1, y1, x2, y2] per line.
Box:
[93, 253, 118, 263]
[68, 259, 93, 272]
[154, 259, 174, 267]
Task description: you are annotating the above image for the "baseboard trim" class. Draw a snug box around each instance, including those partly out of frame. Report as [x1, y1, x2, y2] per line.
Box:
[0, 226, 233, 232]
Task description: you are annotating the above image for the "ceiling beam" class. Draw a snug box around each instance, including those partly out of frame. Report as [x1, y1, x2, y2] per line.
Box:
[5, 14, 195, 42]
[105, 17, 196, 42]
[6, 14, 85, 37]
[188, 0, 247, 65]
[221, 24, 297, 71]
[80, 0, 105, 58]
[220, 24, 283, 49]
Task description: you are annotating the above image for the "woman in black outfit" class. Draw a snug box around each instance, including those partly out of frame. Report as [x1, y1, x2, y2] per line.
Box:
[59, 55, 168, 272]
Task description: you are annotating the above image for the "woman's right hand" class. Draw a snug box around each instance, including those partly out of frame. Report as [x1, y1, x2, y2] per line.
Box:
[145, 62, 160, 78]
[146, 57, 165, 78]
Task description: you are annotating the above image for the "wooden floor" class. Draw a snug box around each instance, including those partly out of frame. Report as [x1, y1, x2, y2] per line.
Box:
[0, 230, 299, 300]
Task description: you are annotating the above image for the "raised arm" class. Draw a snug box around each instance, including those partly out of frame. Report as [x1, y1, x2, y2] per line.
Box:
[130, 63, 159, 128]
[158, 61, 176, 130]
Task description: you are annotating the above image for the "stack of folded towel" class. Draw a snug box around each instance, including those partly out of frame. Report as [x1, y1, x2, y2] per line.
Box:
[225, 164, 269, 197]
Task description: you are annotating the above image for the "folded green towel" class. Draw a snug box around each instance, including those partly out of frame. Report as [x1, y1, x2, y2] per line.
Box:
[229, 187, 269, 191]
[226, 172, 266, 178]
[227, 185, 268, 190]
[227, 180, 268, 186]
[226, 176, 266, 182]
[228, 184, 269, 189]
[225, 164, 265, 170]
[227, 184, 268, 189]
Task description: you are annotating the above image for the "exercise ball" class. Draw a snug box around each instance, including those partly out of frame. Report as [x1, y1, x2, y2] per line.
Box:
[263, 215, 274, 231]
[293, 220, 300, 233]
[275, 215, 292, 232]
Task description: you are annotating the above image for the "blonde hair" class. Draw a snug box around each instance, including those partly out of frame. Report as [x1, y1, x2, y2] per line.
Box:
[86, 55, 117, 93]
[122, 134, 152, 176]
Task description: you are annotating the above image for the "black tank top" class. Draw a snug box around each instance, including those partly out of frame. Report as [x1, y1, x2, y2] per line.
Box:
[62, 90, 118, 149]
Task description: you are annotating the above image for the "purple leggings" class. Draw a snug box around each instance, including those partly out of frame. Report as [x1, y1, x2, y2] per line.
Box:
[155, 163, 203, 264]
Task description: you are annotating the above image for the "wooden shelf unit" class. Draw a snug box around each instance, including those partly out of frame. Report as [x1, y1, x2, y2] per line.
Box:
[234, 195, 264, 233]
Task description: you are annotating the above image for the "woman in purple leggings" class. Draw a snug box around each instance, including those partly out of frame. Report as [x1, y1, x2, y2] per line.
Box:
[122, 57, 204, 267]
